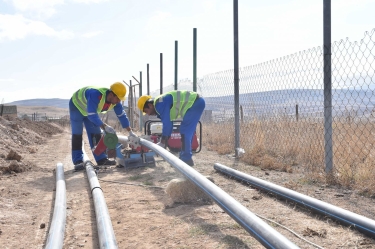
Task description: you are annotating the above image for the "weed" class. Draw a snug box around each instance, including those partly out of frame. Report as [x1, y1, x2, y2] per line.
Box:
[204, 120, 375, 195]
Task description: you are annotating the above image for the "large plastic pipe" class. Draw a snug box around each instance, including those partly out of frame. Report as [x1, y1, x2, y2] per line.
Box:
[121, 136, 300, 249]
[214, 163, 375, 238]
[45, 163, 66, 249]
[117, 136, 128, 145]
[83, 150, 118, 249]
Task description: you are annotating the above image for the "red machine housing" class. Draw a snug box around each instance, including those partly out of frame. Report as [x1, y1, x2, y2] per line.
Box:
[145, 120, 202, 153]
[130, 144, 150, 153]
[167, 124, 199, 152]
[150, 134, 159, 143]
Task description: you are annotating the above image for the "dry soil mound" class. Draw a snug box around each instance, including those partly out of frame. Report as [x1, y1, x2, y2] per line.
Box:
[0, 116, 64, 174]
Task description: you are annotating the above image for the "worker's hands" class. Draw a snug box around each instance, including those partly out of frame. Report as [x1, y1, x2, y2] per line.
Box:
[104, 125, 116, 134]
[156, 142, 165, 148]
[128, 130, 138, 138]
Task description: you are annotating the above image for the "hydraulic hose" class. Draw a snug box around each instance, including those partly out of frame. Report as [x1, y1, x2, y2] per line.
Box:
[120, 135, 300, 249]
[45, 163, 66, 249]
[83, 149, 118, 249]
[214, 163, 375, 239]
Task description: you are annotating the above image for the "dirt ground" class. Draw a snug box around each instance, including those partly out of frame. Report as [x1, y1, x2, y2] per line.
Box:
[0, 115, 375, 249]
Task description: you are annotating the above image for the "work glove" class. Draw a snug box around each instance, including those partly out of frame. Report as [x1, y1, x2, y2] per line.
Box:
[156, 142, 165, 148]
[104, 125, 116, 134]
[128, 130, 138, 138]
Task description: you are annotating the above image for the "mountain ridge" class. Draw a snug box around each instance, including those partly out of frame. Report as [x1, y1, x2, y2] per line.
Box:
[6, 98, 70, 109]
[5, 87, 375, 117]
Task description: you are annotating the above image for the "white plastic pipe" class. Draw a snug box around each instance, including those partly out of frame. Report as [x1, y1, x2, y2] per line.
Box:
[45, 163, 66, 249]
[83, 148, 118, 249]
[214, 163, 375, 239]
[120, 136, 300, 249]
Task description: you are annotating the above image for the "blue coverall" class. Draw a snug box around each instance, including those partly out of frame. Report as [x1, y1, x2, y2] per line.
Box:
[155, 93, 205, 162]
[69, 88, 130, 164]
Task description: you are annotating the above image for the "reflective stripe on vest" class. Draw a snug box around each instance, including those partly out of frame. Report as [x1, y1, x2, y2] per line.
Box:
[71, 86, 114, 116]
[154, 90, 197, 120]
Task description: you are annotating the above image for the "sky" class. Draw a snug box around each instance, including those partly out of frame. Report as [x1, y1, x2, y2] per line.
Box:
[1, 0, 375, 103]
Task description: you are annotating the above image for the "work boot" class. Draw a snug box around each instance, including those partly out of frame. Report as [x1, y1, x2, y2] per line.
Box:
[74, 161, 84, 171]
[183, 159, 194, 167]
[97, 158, 117, 166]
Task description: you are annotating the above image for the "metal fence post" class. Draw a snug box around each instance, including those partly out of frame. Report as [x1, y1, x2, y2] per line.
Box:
[193, 28, 197, 92]
[160, 53, 163, 95]
[233, 0, 240, 157]
[175, 41, 178, 90]
[129, 80, 133, 128]
[296, 104, 299, 121]
[323, 0, 333, 173]
[139, 71, 142, 131]
[147, 63, 150, 95]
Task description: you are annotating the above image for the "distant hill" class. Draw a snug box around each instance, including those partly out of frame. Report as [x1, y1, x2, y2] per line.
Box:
[6, 98, 70, 109]
[5, 88, 375, 118]
[203, 88, 375, 117]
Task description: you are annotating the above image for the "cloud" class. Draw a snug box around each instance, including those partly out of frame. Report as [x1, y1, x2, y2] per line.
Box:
[0, 78, 15, 82]
[7, 0, 64, 19]
[0, 14, 74, 41]
[6, 0, 109, 19]
[71, 0, 109, 3]
[146, 11, 172, 31]
[81, 30, 103, 38]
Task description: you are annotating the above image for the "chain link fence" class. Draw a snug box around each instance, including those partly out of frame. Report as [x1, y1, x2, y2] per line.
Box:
[140, 29, 375, 194]
[19, 113, 70, 127]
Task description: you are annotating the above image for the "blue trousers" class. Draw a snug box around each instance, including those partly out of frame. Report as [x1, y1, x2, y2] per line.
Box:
[179, 97, 205, 161]
[69, 99, 107, 164]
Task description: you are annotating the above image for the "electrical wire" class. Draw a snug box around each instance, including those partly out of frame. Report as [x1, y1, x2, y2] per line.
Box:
[255, 213, 325, 249]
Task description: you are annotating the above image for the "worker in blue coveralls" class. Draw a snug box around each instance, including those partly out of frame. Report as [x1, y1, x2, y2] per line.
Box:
[69, 82, 138, 170]
[137, 90, 205, 166]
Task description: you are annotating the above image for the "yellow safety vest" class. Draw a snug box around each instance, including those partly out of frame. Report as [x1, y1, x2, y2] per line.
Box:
[154, 90, 197, 119]
[72, 86, 114, 116]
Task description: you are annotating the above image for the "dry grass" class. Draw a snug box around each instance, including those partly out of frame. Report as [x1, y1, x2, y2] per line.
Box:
[17, 105, 69, 118]
[19, 106, 375, 195]
[204, 118, 375, 196]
